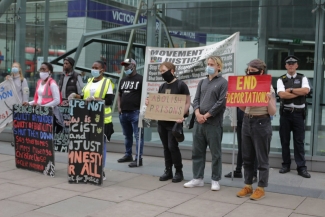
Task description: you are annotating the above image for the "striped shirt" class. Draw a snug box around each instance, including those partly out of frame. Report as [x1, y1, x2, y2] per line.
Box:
[193, 75, 228, 126]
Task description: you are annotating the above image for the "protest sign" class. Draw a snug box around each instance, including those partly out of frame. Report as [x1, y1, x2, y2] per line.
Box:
[54, 100, 70, 152]
[227, 75, 272, 107]
[144, 93, 186, 121]
[68, 99, 104, 185]
[0, 79, 21, 133]
[13, 105, 55, 176]
[140, 32, 240, 126]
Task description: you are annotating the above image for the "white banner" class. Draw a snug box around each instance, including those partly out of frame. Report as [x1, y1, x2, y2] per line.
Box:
[140, 32, 240, 127]
[0, 79, 22, 133]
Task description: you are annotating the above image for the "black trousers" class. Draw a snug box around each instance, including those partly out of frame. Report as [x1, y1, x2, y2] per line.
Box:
[158, 122, 183, 170]
[279, 110, 306, 171]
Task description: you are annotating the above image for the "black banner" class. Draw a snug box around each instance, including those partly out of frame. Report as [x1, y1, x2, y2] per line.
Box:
[68, 99, 104, 185]
[54, 100, 70, 152]
[13, 105, 55, 177]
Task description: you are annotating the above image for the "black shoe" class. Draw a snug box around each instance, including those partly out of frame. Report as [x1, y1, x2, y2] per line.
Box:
[172, 171, 184, 183]
[117, 155, 133, 163]
[103, 171, 106, 180]
[128, 159, 142, 167]
[159, 168, 173, 181]
[298, 170, 311, 178]
[224, 171, 242, 178]
[279, 167, 290, 173]
[11, 142, 14, 147]
[252, 176, 257, 183]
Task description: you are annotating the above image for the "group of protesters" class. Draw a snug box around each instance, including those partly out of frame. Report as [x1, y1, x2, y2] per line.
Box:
[6, 52, 310, 201]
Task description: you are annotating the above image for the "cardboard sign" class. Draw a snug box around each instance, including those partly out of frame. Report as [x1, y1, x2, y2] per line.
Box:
[68, 100, 104, 185]
[54, 100, 70, 152]
[145, 93, 186, 121]
[13, 105, 55, 177]
[227, 75, 272, 107]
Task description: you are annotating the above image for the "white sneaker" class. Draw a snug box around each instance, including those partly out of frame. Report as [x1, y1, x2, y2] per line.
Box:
[183, 179, 204, 188]
[103, 171, 106, 181]
[211, 180, 220, 191]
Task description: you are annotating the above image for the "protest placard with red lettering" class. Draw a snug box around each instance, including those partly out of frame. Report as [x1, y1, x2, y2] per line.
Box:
[227, 75, 271, 107]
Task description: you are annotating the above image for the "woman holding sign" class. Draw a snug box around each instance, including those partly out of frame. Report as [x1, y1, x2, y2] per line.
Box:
[146, 62, 191, 183]
[72, 60, 114, 181]
[24, 62, 61, 107]
[236, 59, 276, 201]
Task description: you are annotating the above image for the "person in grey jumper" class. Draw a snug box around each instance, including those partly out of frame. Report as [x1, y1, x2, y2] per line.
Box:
[6, 62, 29, 104]
[184, 56, 228, 191]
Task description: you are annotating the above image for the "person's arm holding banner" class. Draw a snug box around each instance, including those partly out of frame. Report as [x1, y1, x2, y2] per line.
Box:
[267, 87, 276, 116]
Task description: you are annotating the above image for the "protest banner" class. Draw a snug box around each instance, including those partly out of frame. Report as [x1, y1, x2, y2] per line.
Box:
[68, 99, 104, 185]
[13, 105, 55, 177]
[144, 93, 186, 121]
[54, 100, 70, 152]
[140, 32, 239, 126]
[227, 75, 272, 107]
[0, 79, 21, 133]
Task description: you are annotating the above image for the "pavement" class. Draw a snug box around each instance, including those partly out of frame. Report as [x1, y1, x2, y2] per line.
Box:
[1, 141, 325, 217]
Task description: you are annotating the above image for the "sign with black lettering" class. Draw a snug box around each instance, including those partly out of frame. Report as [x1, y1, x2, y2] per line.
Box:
[13, 105, 55, 177]
[54, 100, 70, 152]
[68, 99, 104, 185]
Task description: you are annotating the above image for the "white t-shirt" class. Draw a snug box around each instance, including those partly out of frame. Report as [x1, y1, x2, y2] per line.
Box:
[88, 81, 113, 97]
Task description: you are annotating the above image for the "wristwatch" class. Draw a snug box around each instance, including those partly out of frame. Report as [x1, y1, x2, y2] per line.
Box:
[290, 88, 293, 93]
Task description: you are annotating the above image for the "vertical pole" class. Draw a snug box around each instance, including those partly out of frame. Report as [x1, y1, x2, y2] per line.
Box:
[257, 0, 267, 61]
[43, 0, 50, 62]
[146, 0, 157, 47]
[14, 0, 26, 74]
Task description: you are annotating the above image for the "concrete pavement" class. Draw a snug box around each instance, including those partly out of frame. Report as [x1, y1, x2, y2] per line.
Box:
[1, 141, 325, 217]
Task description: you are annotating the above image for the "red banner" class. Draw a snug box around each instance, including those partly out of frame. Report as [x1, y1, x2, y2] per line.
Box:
[227, 75, 271, 107]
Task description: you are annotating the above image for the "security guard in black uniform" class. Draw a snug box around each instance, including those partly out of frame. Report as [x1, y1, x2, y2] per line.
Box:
[276, 55, 311, 178]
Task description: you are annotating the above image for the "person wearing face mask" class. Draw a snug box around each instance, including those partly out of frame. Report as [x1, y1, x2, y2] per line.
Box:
[117, 58, 144, 167]
[6, 62, 30, 147]
[24, 62, 61, 107]
[73, 60, 114, 180]
[183, 56, 227, 191]
[59, 57, 84, 100]
[236, 59, 276, 201]
[145, 62, 190, 183]
[6, 62, 29, 104]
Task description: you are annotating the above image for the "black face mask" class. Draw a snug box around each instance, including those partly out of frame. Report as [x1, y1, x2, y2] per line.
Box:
[162, 70, 175, 83]
[247, 70, 261, 76]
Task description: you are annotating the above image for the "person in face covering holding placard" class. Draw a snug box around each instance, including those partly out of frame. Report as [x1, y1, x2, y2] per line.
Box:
[6, 62, 29, 104]
[146, 62, 190, 183]
[72, 60, 114, 180]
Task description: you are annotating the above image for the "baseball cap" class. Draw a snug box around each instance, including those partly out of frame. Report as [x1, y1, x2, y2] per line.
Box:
[172, 123, 184, 143]
[121, 58, 136, 66]
[64, 57, 75, 67]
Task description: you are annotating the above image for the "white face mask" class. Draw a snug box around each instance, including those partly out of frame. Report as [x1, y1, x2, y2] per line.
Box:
[12, 67, 19, 74]
[40, 72, 50, 81]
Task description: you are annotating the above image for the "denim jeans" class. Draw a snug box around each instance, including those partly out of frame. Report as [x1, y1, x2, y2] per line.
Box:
[119, 110, 144, 159]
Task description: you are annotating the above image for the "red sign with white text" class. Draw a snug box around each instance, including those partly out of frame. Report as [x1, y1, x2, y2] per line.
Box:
[227, 75, 271, 107]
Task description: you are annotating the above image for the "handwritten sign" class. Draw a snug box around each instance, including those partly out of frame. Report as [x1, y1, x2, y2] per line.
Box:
[68, 99, 104, 185]
[13, 105, 55, 177]
[226, 75, 271, 107]
[145, 93, 186, 121]
[0, 79, 21, 133]
[54, 100, 70, 152]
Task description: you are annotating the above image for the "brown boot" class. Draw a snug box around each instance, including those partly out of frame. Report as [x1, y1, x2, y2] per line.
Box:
[236, 185, 253, 198]
[250, 187, 265, 200]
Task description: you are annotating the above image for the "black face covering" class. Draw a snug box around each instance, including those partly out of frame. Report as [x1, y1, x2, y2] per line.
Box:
[162, 70, 175, 83]
[247, 70, 261, 76]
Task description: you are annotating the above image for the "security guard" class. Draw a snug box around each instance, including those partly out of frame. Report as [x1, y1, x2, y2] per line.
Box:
[277, 55, 311, 178]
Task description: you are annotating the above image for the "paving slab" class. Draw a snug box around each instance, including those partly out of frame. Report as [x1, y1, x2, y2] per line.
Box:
[13, 211, 62, 217]
[82, 185, 148, 202]
[36, 195, 115, 217]
[0, 154, 14, 161]
[246, 192, 306, 209]
[289, 214, 318, 217]
[118, 174, 170, 190]
[52, 182, 112, 193]
[0, 200, 38, 217]
[130, 189, 196, 208]
[9, 187, 80, 206]
[225, 203, 293, 217]
[90, 200, 168, 217]
[159, 181, 210, 195]
[156, 212, 191, 217]
[198, 187, 249, 205]
[0, 183, 36, 200]
[0, 168, 43, 180]
[294, 197, 325, 216]
[268, 172, 303, 188]
[101, 169, 140, 182]
[168, 198, 238, 217]
[0, 178, 9, 184]
[10, 174, 66, 189]
[0, 159, 17, 170]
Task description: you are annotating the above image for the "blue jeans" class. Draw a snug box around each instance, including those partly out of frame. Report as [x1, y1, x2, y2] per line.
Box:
[119, 110, 144, 159]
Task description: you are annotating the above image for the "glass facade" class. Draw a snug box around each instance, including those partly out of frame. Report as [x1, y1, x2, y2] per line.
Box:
[1, 0, 325, 167]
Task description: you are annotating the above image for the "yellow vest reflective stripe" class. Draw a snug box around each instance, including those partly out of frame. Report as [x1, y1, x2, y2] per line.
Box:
[82, 77, 112, 123]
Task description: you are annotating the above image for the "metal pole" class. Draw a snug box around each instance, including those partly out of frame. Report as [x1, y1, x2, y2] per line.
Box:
[43, 0, 50, 62]
[231, 127, 236, 180]
[14, 0, 26, 74]
[146, 0, 156, 47]
[257, 0, 267, 61]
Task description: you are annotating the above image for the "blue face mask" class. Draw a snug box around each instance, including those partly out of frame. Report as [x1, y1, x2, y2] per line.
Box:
[124, 65, 133, 75]
[206, 66, 215, 75]
[91, 69, 100, 78]
[12, 67, 19, 74]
